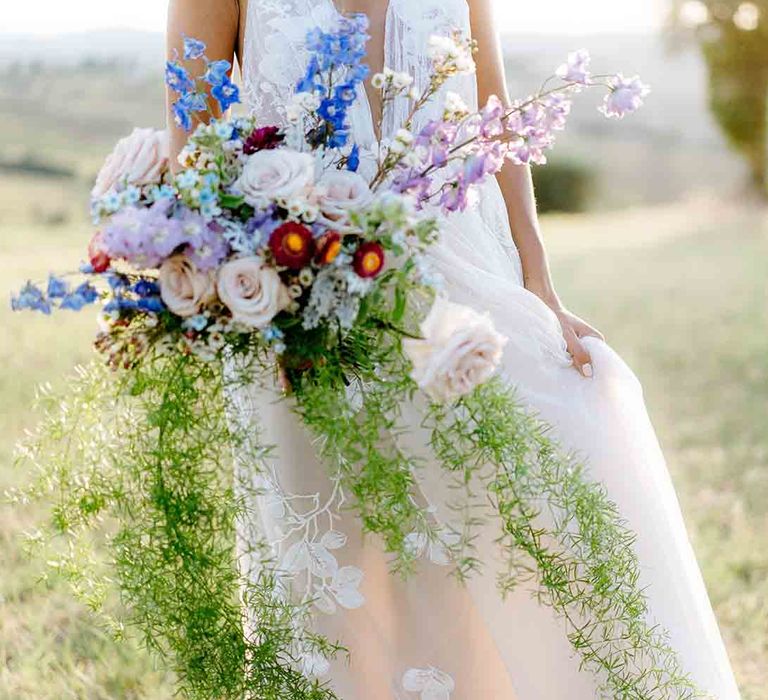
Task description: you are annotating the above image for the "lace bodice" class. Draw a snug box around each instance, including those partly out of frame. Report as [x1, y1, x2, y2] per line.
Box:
[241, 0, 477, 146]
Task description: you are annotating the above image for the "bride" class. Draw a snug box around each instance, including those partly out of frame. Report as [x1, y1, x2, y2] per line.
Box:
[167, 0, 741, 697]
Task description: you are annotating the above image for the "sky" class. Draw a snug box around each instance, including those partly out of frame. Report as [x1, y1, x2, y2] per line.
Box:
[0, 0, 666, 36]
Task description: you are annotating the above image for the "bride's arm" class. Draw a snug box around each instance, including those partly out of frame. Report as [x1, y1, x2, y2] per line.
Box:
[468, 0, 603, 377]
[166, 0, 241, 165]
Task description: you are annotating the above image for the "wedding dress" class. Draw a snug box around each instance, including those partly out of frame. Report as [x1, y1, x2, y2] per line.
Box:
[232, 0, 742, 697]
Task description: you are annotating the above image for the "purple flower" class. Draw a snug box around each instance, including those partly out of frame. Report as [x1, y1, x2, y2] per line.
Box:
[392, 170, 433, 205]
[440, 181, 470, 213]
[185, 217, 230, 270]
[103, 200, 187, 269]
[556, 50, 592, 86]
[600, 74, 650, 119]
[506, 131, 553, 166]
[480, 95, 505, 138]
[540, 94, 573, 132]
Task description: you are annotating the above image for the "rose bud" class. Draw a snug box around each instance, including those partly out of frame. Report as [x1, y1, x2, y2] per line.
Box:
[269, 222, 315, 269]
[88, 231, 111, 273]
[353, 241, 385, 278]
[315, 231, 342, 266]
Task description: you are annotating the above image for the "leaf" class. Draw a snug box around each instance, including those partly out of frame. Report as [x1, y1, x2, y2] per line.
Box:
[320, 530, 348, 550]
[219, 193, 246, 209]
[282, 542, 310, 573]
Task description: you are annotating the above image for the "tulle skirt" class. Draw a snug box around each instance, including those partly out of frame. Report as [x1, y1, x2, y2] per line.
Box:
[232, 178, 741, 699]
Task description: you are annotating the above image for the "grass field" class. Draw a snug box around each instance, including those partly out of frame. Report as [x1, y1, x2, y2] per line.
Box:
[0, 175, 766, 699]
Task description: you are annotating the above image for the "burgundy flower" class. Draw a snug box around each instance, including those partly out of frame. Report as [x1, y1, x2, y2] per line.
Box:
[88, 231, 111, 273]
[269, 222, 315, 269]
[243, 126, 285, 155]
[315, 231, 342, 266]
[353, 242, 385, 278]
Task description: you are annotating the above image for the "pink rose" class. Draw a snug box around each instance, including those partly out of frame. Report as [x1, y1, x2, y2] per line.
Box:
[159, 255, 215, 318]
[315, 170, 372, 232]
[92, 128, 170, 198]
[403, 298, 507, 402]
[217, 257, 291, 328]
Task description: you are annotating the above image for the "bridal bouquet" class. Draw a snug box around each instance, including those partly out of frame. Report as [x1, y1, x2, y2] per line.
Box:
[11, 15, 700, 700]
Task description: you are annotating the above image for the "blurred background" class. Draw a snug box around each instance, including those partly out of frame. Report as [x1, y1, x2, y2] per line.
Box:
[0, 1, 766, 698]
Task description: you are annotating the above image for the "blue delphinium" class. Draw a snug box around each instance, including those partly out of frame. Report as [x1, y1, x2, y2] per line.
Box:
[166, 39, 241, 132]
[12, 279, 99, 314]
[166, 61, 194, 94]
[183, 36, 207, 61]
[211, 79, 240, 113]
[347, 144, 360, 172]
[11, 282, 51, 314]
[296, 14, 370, 149]
[47, 275, 69, 299]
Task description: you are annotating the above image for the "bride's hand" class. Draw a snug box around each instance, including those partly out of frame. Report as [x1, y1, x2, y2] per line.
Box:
[552, 307, 604, 378]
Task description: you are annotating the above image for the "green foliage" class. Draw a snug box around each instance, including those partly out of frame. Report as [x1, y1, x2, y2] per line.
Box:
[14, 357, 340, 700]
[532, 160, 596, 213]
[428, 381, 704, 699]
[671, 0, 768, 192]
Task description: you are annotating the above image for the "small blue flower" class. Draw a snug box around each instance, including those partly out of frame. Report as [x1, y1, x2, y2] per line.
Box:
[198, 188, 217, 205]
[150, 184, 177, 202]
[214, 122, 234, 140]
[47, 275, 69, 299]
[261, 325, 285, 343]
[202, 172, 220, 189]
[183, 314, 209, 332]
[165, 61, 194, 94]
[200, 201, 222, 220]
[176, 169, 200, 189]
[122, 186, 141, 205]
[103, 192, 122, 213]
[183, 36, 207, 61]
[211, 78, 240, 112]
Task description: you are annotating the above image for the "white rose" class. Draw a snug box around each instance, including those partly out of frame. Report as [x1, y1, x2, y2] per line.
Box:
[159, 255, 215, 318]
[234, 149, 315, 206]
[92, 127, 169, 198]
[315, 170, 373, 232]
[217, 256, 291, 328]
[403, 298, 508, 402]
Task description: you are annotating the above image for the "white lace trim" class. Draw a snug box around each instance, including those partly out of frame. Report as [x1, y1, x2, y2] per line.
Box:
[402, 666, 456, 699]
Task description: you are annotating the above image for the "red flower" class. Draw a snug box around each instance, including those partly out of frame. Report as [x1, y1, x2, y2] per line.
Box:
[353, 242, 385, 278]
[88, 231, 111, 273]
[243, 126, 285, 155]
[270, 222, 315, 269]
[315, 231, 342, 266]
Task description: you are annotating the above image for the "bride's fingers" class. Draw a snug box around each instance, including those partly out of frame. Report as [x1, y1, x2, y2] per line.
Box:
[575, 321, 605, 342]
[564, 327, 594, 378]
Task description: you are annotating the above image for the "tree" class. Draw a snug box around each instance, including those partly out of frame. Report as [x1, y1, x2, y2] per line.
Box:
[670, 1, 768, 195]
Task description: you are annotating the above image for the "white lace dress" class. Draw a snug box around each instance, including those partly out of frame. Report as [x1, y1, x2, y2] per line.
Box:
[233, 1, 742, 697]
